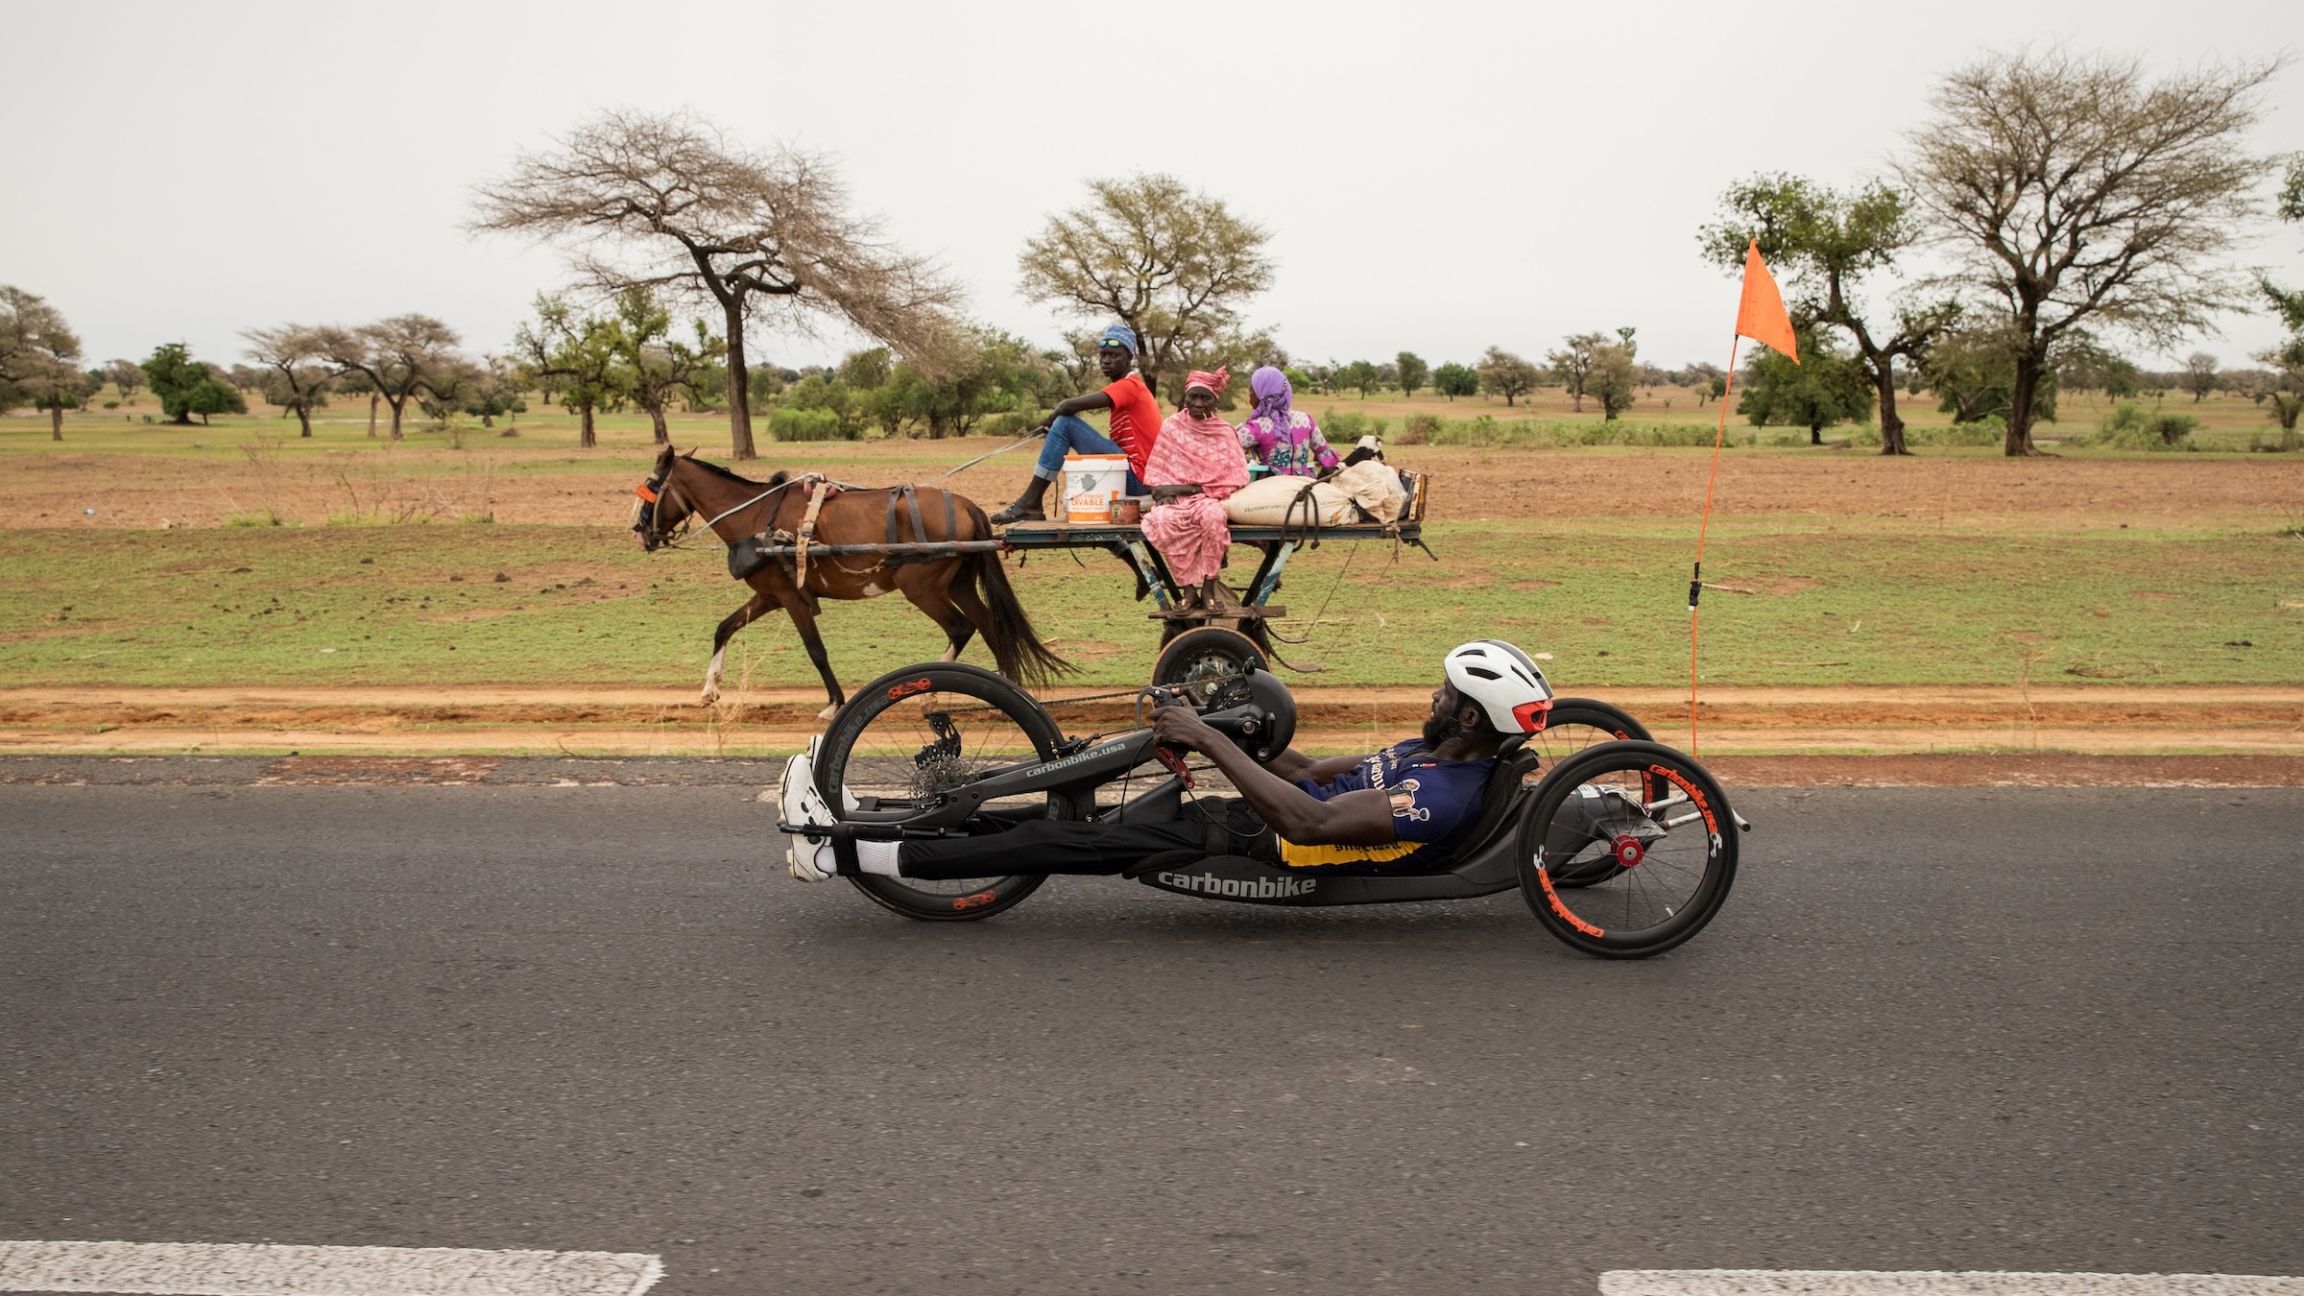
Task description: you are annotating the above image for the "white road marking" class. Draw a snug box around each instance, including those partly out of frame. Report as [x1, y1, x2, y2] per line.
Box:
[0, 1240, 662, 1296]
[1601, 1272, 2304, 1295]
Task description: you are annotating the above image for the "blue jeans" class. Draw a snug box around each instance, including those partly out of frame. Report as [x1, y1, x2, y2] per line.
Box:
[1034, 414, 1145, 494]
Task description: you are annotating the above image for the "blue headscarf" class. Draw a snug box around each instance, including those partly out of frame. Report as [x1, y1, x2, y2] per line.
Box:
[1098, 323, 1137, 355]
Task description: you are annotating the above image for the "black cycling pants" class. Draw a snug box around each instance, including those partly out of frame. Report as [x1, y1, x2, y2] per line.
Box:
[898, 797, 1271, 881]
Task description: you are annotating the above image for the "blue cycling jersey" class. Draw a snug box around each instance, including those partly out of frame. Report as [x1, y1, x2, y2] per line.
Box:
[1279, 739, 1493, 872]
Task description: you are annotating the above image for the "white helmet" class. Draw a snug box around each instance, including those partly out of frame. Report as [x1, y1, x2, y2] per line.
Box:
[1443, 640, 1554, 734]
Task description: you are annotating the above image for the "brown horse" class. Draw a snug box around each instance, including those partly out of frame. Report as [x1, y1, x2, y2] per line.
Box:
[632, 446, 1068, 717]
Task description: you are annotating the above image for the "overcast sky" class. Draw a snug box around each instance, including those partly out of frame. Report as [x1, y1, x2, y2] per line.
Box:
[4, 0, 2299, 377]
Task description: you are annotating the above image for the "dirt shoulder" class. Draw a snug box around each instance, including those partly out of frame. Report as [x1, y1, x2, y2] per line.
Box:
[4, 684, 2300, 785]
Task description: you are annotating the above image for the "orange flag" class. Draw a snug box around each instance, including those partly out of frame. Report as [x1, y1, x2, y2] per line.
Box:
[1735, 239, 1800, 364]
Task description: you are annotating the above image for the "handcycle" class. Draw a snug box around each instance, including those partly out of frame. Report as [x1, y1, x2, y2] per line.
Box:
[785, 661, 1747, 958]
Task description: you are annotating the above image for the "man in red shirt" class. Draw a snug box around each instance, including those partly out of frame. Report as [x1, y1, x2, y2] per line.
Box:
[990, 323, 1163, 524]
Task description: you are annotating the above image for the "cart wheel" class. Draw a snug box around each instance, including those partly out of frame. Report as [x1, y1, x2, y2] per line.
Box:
[1152, 626, 1268, 707]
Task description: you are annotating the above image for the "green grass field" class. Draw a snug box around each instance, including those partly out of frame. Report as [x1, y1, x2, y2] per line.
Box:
[4, 519, 2297, 692]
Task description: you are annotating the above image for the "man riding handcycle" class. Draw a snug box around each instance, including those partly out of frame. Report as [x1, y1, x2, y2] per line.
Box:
[776, 640, 1743, 958]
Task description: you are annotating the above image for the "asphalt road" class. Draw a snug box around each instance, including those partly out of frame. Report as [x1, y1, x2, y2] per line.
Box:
[3, 762, 2301, 1295]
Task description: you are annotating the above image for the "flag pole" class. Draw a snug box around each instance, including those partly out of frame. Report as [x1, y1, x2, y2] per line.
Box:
[1687, 335, 1743, 757]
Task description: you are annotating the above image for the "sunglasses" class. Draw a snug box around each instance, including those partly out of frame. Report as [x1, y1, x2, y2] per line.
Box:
[1097, 340, 1130, 351]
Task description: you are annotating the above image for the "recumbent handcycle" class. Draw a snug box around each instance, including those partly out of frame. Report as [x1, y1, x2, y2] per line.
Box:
[781, 661, 1745, 958]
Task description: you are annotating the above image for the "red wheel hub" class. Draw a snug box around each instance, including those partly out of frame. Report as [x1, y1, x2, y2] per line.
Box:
[1609, 834, 1646, 869]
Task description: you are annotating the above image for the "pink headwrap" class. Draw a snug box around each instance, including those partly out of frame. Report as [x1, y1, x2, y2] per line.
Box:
[1185, 367, 1229, 396]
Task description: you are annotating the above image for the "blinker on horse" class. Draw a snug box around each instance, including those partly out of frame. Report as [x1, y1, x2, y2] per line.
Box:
[633, 446, 1068, 719]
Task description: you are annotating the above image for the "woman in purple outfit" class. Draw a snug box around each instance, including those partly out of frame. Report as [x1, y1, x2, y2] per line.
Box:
[1235, 365, 1340, 478]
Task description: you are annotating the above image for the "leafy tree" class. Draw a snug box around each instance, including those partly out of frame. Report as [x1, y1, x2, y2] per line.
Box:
[1017, 173, 1273, 403]
[1545, 333, 1604, 411]
[1920, 327, 2058, 425]
[104, 358, 144, 405]
[1338, 359, 1381, 398]
[1902, 50, 2281, 455]
[1476, 346, 1539, 406]
[1396, 351, 1429, 399]
[886, 328, 1044, 439]
[2182, 353, 2218, 403]
[300, 315, 465, 440]
[242, 325, 335, 437]
[839, 347, 893, 390]
[2250, 348, 2303, 441]
[473, 109, 957, 460]
[1432, 361, 1478, 400]
[0, 287, 91, 440]
[1683, 361, 1725, 405]
[1701, 174, 1961, 456]
[613, 287, 718, 445]
[1590, 344, 1638, 421]
[459, 356, 529, 428]
[1740, 326, 1875, 444]
[513, 295, 625, 448]
[141, 342, 246, 426]
[2056, 340, 2142, 400]
[2263, 155, 2304, 370]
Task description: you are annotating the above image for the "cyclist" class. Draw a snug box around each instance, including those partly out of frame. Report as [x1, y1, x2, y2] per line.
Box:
[780, 641, 1554, 883]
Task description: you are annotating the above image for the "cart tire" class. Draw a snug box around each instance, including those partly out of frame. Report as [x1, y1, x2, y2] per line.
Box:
[1516, 739, 1737, 959]
[814, 662, 1066, 922]
[1152, 626, 1268, 707]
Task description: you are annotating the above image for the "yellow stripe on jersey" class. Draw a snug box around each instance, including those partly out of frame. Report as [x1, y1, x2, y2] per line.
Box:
[1276, 839, 1420, 870]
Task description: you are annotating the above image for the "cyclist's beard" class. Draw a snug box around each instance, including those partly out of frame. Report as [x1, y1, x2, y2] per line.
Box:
[1422, 710, 1464, 748]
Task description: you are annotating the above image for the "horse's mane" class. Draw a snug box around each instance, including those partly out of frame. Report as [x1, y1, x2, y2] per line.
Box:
[679, 454, 786, 489]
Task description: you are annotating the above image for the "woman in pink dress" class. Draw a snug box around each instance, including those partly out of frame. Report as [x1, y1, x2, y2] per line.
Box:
[1139, 368, 1248, 613]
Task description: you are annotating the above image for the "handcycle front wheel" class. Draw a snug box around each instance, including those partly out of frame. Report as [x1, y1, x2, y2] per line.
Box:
[814, 662, 1075, 922]
[1516, 739, 1737, 959]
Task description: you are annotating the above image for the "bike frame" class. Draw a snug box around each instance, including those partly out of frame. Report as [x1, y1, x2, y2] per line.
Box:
[791, 699, 1540, 908]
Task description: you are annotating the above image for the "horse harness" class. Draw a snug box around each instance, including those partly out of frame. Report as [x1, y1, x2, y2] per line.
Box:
[729, 478, 962, 589]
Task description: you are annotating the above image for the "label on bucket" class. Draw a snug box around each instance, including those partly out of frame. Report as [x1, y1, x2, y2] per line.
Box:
[1062, 453, 1126, 525]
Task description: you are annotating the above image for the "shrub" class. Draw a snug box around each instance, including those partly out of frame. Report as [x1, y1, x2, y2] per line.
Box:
[975, 410, 1035, 439]
[1398, 414, 1442, 445]
[768, 406, 851, 442]
[2092, 402, 2199, 450]
[1320, 410, 1389, 444]
[1912, 417, 2004, 448]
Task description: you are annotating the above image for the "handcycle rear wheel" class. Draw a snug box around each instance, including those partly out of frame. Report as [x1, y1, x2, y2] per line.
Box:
[815, 663, 1074, 921]
[1527, 700, 1654, 889]
[1516, 739, 1737, 959]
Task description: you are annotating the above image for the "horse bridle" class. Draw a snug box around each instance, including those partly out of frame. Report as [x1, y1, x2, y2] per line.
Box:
[633, 465, 803, 553]
[633, 467, 685, 551]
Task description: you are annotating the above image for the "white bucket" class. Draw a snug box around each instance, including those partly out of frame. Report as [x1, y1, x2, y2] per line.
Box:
[1060, 453, 1128, 524]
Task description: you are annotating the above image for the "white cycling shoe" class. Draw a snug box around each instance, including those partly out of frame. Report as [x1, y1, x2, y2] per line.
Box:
[780, 737, 840, 882]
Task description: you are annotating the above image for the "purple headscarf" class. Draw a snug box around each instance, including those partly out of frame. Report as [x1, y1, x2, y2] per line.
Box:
[1249, 365, 1292, 430]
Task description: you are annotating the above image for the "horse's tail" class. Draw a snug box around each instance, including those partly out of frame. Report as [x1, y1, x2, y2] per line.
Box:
[960, 498, 1071, 686]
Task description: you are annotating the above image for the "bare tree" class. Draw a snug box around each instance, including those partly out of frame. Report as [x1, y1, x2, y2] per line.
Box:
[1902, 50, 2283, 455]
[1018, 173, 1274, 402]
[242, 324, 335, 437]
[299, 315, 464, 440]
[471, 109, 958, 460]
[0, 286, 90, 440]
